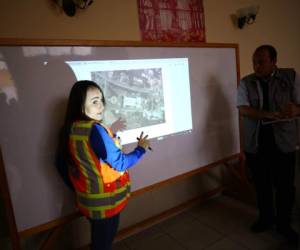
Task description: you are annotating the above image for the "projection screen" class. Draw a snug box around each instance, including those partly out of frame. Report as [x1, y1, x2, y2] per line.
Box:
[0, 43, 240, 232]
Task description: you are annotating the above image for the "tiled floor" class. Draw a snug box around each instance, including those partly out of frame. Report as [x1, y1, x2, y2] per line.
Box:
[113, 195, 300, 250]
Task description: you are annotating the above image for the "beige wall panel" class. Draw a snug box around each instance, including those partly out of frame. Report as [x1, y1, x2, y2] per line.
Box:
[0, 0, 140, 40]
[203, 0, 300, 75]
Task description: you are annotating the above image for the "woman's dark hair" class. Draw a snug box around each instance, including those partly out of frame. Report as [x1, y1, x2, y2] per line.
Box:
[57, 80, 105, 169]
[65, 80, 105, 123]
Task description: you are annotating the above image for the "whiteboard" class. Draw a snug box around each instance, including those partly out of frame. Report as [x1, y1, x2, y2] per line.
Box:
[0, 43, 240, 232]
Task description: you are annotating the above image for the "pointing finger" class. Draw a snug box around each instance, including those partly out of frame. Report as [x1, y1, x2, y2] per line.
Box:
[140, 131, 144, 138]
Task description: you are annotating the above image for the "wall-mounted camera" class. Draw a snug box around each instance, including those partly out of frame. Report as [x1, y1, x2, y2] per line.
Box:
[232, 5, 259, 29]
[54, 0, 93, 17]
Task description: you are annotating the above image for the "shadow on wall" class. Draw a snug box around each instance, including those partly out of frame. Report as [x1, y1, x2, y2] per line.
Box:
[38, 59, 78, 218]
[46, 97, 77, 215]
[203, 75, 235, 160]
[202, 75, 256, 204]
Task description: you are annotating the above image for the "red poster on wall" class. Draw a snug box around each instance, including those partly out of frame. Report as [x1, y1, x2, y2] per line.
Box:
[138, 0, 206, 42]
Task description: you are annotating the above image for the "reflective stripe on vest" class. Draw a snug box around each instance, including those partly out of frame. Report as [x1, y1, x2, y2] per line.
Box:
[69, 120, 131, 219]
[77, 184, 130, 207]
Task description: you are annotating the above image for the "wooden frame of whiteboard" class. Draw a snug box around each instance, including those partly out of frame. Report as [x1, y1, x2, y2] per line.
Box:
[0, 38, 243, 250]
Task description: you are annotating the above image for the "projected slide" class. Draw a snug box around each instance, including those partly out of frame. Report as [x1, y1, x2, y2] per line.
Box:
[92, 68, 165, 130]
[66, 58, 192, 145]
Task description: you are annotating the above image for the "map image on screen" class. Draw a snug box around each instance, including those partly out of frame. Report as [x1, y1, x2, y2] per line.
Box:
[92, 68, 165, 130]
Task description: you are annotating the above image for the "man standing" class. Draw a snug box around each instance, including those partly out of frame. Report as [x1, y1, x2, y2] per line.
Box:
[237, 45, 300, 246]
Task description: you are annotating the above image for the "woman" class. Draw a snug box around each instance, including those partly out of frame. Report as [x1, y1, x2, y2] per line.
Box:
[57, 80, 149, 250]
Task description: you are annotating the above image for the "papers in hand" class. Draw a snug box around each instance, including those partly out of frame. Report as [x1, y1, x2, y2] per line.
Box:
[261, 118, 294, 125]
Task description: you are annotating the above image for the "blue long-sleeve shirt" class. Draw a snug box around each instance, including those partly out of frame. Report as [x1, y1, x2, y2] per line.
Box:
[90, 123, 145, 172]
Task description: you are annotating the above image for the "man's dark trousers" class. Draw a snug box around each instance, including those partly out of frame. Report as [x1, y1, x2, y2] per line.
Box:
[246, 148, 296, 227]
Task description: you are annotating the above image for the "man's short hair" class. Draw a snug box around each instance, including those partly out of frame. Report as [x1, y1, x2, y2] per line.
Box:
[254, 45, 277, 62]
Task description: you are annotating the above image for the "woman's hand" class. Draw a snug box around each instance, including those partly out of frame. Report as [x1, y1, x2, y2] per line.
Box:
[137, 132, 150, 150]
[110, 117, 127, 134]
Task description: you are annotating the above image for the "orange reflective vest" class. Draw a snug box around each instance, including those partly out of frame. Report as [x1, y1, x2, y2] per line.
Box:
[69, 120, 131, 219]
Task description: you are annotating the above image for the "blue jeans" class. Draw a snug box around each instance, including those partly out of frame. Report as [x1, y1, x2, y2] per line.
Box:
[89, 213, 120, 250]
